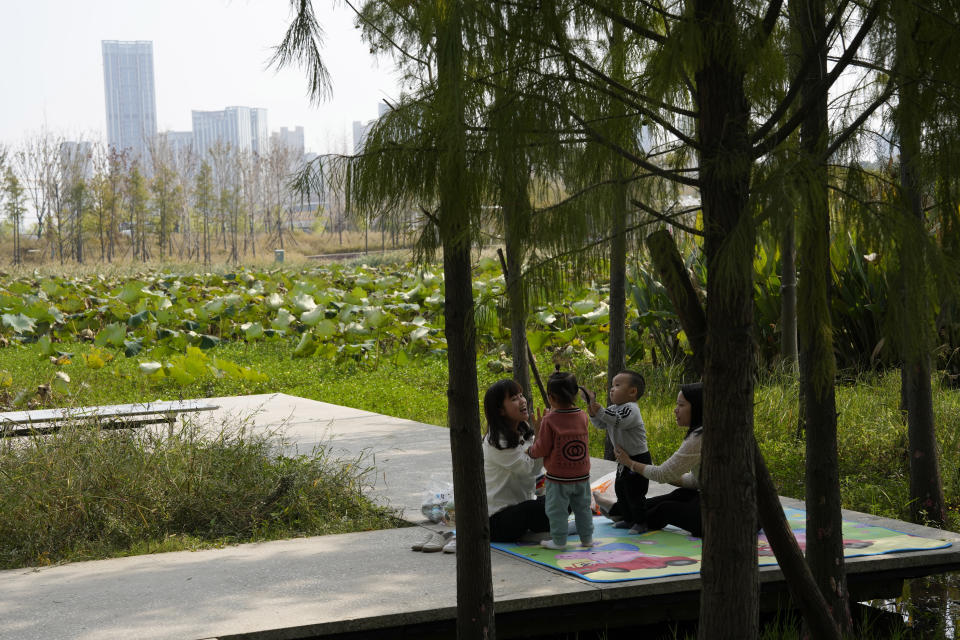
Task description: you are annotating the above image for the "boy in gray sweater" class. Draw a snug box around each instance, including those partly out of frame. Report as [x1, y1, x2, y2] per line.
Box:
[587, 370, 650, 533]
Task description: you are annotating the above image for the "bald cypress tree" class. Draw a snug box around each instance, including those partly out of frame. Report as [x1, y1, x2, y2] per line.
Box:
[790, 0, 852, 631]
[888, 0, 951, 527]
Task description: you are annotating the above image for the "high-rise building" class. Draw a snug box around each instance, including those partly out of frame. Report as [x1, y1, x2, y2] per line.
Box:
[102, 40, 157, 161]
[191, 106, 266, 159]
[270, 126, 305, 158]
[250, 108, 269, 155]
[352, 101, 391, 154]
[59, 142, 94, 182]
[159, 131, 194, 159]
[352, 119, 373, 155]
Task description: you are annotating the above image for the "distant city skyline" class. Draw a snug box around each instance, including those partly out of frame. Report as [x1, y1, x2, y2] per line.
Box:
[0, 1, 400, 155]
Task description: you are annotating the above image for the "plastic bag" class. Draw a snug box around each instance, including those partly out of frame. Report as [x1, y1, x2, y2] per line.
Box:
[421, 473, 455, 524]
[590, 470, 617, 515]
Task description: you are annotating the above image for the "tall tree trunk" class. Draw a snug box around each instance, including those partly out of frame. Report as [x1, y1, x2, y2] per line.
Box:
[650, 219, 844, 640]
[755, 442, 842, 640]
[491, 31, 533, 407]
[780, 216, 798, 370]
[694, 1, 758, 638]
[503, 199, 531, 406]
[791, 0, 852, 631]
[604, 17, 629, 461]
[437, 2, 496, 638]
[895, 11, 947, 527]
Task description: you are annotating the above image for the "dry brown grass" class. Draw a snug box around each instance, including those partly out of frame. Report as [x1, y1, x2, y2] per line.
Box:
[0, 229, 414, 275]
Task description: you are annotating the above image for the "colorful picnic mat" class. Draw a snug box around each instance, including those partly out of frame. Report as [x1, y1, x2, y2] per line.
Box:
[491, 507, 952, 583]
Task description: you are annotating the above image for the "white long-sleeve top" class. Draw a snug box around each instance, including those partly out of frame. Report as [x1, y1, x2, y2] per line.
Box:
[640, 427, 702, 489]
[483, 434, 543, 516]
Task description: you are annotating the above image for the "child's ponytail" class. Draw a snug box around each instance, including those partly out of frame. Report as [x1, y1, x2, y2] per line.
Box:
[546, 366, 580, 406]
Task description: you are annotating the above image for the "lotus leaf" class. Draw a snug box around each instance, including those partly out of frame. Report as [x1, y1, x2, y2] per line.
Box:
[183, 348, 209, 376]
[37, 335, 55, 357]
[157, 327, 179, 340]
[409, 326, 430, 342]
[95, 323, 127, 347]
[166, 363, 196, 385]
[203, 298, 225, 316]
[401, 284, 424, 302]
[535, 311, 557, 327]
[272, 308, 293, 330]
[139, 362, 163, 375]
[199, 334, 221, 349]
[117, 282, 146, 304]
[345, 286, 367, 305]
[581, 305, 610, 324]
[300, 307, 325, 326]
[25, 302, 62, 325]
[344, 322, 370, 337]
[421, 271, 441, 286]
[52, 371, 71, 394]
[124, 339, 144, 357]
[60, 296, 87, 313]
[363, 308, 389, 329]
[592, 342, 609, 363]
[292, 294, 317, 312]
[292, 331, 318, 358]
[339, 304, 360, 322]
[242, 322, 264, 339]
[526, 331, 551, 352]
[571, 300, 596, 315]
[314, 319, 337, 339]
[156, 307, 178, 324]
[1, 312, 34, 334]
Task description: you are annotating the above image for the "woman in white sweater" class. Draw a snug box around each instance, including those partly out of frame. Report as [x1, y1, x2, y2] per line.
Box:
[482, 379, 550, 542]
[614, 382, 704, 537]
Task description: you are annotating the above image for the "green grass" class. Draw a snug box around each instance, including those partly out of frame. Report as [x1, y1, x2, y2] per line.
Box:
[0, 416, 402, 570]
[3, 337, 959, 552]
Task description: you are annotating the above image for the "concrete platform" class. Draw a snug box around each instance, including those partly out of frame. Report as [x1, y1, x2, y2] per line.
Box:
[1, 393, 957, 640]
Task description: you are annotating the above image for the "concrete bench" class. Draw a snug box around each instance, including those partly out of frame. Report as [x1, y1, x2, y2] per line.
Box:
[0, 400, 219, 438]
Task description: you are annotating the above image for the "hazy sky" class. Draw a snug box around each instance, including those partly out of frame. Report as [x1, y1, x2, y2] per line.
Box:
[0, 1, 400, 154]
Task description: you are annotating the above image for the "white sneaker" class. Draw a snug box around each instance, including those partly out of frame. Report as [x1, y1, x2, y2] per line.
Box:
[442, 536, 456, 553]
[411, 531, 436, 551]
[540, 539, 567, 550]
[422, 531, 454, 553]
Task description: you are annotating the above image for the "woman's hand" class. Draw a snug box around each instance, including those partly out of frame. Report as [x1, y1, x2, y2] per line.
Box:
[531, 407, 544, 436]
[614, 445, 632, 466]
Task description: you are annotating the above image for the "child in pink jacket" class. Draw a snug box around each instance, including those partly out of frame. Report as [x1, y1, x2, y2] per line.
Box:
[528, 369, 596, 550]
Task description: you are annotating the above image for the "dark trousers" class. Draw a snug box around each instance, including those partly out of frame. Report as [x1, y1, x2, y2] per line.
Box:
[609, 450, 652, 526]
[646, 487, 702, 537]
[489, 495, 550, 542]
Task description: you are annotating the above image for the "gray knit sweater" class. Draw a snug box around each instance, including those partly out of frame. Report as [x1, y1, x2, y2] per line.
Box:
[589, 401, 648, 455]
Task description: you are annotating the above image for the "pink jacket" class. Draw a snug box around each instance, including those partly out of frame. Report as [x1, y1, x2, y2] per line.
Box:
[527, 408, 590, 483]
